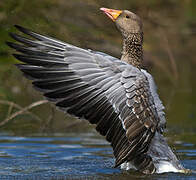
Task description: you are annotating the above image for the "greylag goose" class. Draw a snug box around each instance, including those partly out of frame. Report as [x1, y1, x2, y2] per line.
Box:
[7, 7, 187, 174]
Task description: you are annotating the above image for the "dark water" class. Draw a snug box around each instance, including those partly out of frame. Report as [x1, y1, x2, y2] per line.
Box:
[0, 132, 195, 180]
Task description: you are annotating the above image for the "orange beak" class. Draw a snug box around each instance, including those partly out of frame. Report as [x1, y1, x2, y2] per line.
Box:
[100, 7, 122, 22]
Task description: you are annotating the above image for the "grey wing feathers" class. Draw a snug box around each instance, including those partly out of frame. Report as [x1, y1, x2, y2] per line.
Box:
[141, 69, 166, 132]
[105, 66, 159, 171]
[7, 25, 160, 173]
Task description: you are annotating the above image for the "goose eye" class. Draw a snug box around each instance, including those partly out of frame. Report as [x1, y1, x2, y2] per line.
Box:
[126, 15, 130, 19]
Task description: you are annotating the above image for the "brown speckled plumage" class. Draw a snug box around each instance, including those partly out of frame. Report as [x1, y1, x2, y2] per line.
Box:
[121, 33, 143, 69]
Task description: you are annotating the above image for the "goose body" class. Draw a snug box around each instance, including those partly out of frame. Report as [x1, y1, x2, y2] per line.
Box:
[7, 7, 186, 174]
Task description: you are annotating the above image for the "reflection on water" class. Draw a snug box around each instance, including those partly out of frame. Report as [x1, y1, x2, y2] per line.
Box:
[0, 132, 195, 180]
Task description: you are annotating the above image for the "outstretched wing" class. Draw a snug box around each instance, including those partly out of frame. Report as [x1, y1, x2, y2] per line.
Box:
[7, 25, 160, 173]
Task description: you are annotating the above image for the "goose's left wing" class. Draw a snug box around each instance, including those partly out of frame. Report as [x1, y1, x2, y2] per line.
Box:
[7, 25, 160, 174]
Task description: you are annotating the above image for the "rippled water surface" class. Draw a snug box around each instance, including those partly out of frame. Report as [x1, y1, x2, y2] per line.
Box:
[0, 132, 195, 180]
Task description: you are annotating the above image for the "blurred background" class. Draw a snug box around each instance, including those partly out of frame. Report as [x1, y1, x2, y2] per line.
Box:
[0, 0, 195, 139]
[0, 1, 196, 179]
